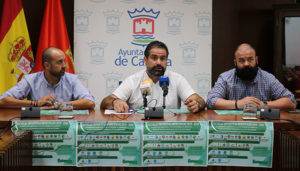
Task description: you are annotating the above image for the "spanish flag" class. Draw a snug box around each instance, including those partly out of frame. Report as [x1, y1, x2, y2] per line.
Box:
[34, 0, 74, 73]
[0, 0, 34, 95]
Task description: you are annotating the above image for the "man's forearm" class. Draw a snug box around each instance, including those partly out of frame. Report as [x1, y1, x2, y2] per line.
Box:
[100, 95, 117, 109]
[67, 99, 95, 109]
[267, 98, 296, 109]
[0, 96, 32, 108]
[214, 98, 236, 110]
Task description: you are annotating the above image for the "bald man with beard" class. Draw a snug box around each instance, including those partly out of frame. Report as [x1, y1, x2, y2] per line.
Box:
[207, 43, 296, 110]
[0, 47, 95, 109]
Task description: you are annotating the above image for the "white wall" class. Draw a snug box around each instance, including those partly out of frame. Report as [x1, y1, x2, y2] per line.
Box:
[285, 17, 300, 66]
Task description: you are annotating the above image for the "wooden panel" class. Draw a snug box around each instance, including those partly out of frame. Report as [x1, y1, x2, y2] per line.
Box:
[0, 127, 32, 170]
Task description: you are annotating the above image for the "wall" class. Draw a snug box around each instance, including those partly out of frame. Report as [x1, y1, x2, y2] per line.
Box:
[0, 0, 296, 85]
[212, 0, 295, 84]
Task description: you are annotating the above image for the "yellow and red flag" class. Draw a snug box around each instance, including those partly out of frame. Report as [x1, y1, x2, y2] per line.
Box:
[0, 0, 34, 95]
[34, 0, 74, 73]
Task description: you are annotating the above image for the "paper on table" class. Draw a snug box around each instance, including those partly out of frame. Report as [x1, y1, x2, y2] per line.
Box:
[104, 109, 132, 114]
[40, 110, 89, 115]
[215, 110, 260, 115]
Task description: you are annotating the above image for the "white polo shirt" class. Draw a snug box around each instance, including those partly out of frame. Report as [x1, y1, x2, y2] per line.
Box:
[113, 69, 195, 109]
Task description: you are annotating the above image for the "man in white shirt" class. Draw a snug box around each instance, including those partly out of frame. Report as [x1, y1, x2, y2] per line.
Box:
[100, 41, 205, 113]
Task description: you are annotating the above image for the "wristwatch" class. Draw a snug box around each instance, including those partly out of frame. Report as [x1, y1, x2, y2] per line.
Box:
[263, 101, 268, 109]
[54, 102, 59, 109]
[197, 101, 202, 111]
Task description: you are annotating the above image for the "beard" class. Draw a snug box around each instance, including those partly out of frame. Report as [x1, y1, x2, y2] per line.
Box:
[50, 68, 65, 78]
[235, 64, 258, 81]
[148, 65, 166, 77]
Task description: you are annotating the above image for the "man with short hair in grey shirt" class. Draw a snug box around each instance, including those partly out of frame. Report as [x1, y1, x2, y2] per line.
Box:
[0, 47, 95, 109]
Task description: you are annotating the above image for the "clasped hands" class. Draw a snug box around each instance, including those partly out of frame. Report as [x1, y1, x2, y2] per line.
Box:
[38, 94, 61, 109]
[236, 97, 265, 109]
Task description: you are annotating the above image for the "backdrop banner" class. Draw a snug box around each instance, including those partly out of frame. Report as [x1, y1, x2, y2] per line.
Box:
[74, 0, 212, 108]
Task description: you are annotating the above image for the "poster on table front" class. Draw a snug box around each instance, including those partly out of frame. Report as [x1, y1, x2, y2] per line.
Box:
[143, 121, 208, 166]
[208, 121, 274, 168]
[12, 120, 77, 166]
[77, 122, 142, 167]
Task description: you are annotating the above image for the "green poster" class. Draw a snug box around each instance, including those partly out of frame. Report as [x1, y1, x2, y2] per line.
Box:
[77, 122, 142, 167]
[208, 121, 273, 167]
[12, 120, 77, 166]
[143, 122, 208, 166]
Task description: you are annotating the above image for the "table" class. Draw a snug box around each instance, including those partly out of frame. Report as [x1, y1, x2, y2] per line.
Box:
[0, 109, 299, 170]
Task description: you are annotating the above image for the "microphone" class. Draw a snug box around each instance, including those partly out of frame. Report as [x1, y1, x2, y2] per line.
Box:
[140, 78, 153, 108]
[159, 76, 169, 109]
[140, 78, 153, 96]
[159, 76, 169, 96]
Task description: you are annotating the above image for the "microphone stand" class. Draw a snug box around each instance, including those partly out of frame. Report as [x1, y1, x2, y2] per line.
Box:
[143, 93, 147, 108]
[162, 96, 166, 109]
[162, 89, 168, 109]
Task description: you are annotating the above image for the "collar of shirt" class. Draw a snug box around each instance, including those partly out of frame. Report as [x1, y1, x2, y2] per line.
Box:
[42, 72, 65, 89]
